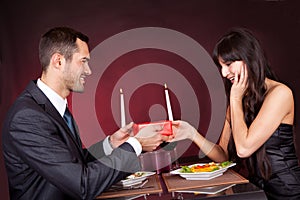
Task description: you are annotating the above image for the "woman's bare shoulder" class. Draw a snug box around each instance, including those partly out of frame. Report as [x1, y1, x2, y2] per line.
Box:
[264, 79, 294, 125]
[266, 79, 293, 98]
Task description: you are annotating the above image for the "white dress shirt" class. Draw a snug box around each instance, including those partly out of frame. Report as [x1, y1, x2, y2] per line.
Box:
[36, 79, 142, 156]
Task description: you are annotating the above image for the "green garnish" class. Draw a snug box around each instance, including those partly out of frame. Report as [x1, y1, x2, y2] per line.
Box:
[180, 166, 192, 173]
[220, 161, 233, 167]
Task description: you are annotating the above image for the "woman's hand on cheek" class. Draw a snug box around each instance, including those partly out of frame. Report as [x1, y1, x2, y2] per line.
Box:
[230, 63, 248, 101]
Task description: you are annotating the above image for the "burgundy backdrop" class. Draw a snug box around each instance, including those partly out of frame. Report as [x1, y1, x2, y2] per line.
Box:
[1, 0, 299, 199]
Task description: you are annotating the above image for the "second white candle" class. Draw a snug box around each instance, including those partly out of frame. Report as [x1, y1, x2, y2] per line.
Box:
[164, 83, 174, 121]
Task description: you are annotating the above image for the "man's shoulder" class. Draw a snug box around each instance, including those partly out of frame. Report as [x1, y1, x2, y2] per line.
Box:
[4, 81, 45, 120]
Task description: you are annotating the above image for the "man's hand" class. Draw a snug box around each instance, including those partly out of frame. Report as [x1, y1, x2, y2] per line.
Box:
[134, 124, 173, 151]
[109, 122, 134, 148]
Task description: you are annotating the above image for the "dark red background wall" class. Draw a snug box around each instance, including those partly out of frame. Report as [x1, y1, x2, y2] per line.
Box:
[1, 0, 299, 199]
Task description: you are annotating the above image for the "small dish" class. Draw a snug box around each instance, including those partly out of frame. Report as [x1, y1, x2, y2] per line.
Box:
[117, 171, 155, 187]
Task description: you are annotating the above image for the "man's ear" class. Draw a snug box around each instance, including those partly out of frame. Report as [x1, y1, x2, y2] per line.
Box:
[51, 53, 63, 69]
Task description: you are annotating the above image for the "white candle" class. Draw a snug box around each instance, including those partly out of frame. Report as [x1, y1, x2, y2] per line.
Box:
[164, 83, 174, 121]
[120, 88, 126, 127]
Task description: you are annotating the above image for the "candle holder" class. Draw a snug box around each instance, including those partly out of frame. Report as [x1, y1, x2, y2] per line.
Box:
[132, 120, 173, 136]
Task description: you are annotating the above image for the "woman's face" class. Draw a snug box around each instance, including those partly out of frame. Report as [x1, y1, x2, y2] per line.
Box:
[218, 58, 245, 84]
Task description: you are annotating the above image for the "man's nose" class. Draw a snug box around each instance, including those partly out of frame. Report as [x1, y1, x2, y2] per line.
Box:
[85, 64, 92, 76]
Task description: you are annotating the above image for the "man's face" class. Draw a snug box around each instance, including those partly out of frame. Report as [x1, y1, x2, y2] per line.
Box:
[63, 38, 91, 93]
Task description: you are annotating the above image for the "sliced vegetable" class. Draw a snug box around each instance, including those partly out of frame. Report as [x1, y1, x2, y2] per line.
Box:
[179, 161, 233, 173]
[180, 166, 192, 173]
[220, 161, 233, 168]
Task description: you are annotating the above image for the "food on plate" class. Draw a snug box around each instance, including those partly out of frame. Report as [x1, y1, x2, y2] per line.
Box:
[126, 172, 145, 179]
[219, 161, 232, 168]
[180, 161, 233, 173]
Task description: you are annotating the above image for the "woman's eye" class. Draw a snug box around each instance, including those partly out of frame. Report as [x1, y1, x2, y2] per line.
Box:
[225, 62, 232, 66]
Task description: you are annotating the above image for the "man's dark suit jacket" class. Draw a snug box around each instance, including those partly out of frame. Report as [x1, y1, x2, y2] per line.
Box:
[2, 80, 141, 200]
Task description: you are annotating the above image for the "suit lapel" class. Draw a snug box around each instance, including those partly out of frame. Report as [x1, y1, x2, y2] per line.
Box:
[26, 81, 84, 157]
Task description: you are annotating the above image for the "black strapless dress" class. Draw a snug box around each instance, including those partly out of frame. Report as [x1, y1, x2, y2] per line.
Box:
[251, 124, 300, 199]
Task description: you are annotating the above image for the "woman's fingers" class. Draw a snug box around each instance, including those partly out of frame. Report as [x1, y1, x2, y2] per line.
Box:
[243, 64, 248, 86]
[240, 64, 244, 84]
[234, 71, 239, 84]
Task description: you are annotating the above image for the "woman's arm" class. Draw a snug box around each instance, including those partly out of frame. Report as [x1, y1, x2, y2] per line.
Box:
[231, 84, 294, 157]
[230, 65, 294, 157]
[172, 116, 231, 163]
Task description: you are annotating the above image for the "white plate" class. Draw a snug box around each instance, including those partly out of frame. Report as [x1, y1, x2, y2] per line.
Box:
[175, 184, 236, 194]
[170, 162, 236, 180]
[117, 171, 155, 187]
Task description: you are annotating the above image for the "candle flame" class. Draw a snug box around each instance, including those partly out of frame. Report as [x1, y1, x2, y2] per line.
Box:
[120, 88, 123, 94]
[164, 83, 167, 89]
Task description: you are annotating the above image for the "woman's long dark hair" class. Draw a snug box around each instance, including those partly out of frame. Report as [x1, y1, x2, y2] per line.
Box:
[212, 28, 278, 180]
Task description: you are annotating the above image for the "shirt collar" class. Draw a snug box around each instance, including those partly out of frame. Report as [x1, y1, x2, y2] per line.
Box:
[37, 78, 67, 117]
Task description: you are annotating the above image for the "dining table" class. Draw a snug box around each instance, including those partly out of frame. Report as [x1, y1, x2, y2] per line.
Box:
[96, 156, 268, 200]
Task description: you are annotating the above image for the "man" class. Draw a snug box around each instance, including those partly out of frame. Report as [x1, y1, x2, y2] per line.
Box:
[2, 27, 169, 200]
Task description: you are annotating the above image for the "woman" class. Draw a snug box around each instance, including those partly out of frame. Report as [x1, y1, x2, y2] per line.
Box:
[172, 28, 300, 199]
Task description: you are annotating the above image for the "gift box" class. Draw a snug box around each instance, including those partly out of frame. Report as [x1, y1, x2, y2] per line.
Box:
[132, 120, 173, 136]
